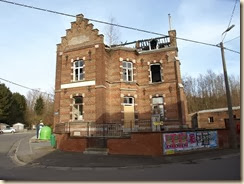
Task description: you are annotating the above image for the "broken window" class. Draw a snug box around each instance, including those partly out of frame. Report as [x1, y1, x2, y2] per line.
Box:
[150, 39, 158, 50]
[152, 97, 164, 121]
[73, 96, 83, 121]
[73, 60, 84, 81]
[122, 61, 133, 82]
[208, 117, 214, 123]
[150, 64, 162, 83]
[123, 97, 134, 106]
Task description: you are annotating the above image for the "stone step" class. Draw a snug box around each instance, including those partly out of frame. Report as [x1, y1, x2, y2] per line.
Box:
[83, 148, 108, 155]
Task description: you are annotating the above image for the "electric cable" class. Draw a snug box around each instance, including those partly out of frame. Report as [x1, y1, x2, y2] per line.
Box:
[0, 0, 239, 54]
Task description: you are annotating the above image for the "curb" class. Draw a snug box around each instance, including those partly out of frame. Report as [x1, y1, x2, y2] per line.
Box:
[8, 138, 27, 166]
[9, 135, 240, 170]
[28, 152, 240, 170]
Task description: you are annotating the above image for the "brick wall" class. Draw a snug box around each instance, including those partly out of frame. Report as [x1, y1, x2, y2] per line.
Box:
[54, 14, 188, 130]
[56, 134, 87, 152]
[198, 109, 240, 129]
[107, 132, 163, 156]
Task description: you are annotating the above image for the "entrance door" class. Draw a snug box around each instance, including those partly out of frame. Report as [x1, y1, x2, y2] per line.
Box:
[123, 97, 135, 129]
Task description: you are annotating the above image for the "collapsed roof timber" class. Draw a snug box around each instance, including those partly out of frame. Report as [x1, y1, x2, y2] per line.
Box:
[110, 36, 171, 51]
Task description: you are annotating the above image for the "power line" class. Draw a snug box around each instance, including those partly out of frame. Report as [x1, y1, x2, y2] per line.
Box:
[0, 0, 240, 55]
[0, 77, 54, 97]
[224, 36, 240, 44]
[222, 0, 238, 42]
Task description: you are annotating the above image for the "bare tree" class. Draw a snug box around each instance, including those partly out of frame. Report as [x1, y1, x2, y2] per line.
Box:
[183, 70, 240, 113]
[25, 90, 54, 128]
[105, 16, 121, 46]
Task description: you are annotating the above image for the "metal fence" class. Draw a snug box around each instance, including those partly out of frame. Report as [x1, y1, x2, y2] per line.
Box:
[54, 120, 154, 137]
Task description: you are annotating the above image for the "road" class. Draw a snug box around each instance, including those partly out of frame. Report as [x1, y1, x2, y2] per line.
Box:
[0, 132, 241, 181]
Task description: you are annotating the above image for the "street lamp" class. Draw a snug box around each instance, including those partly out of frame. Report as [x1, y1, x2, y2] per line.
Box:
[219, 24, 237, 149]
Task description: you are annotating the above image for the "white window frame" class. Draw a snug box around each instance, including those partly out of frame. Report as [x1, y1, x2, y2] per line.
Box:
[72, 96, 83, 121]
[152, 97, 164, 120]
[208, 117, 214, 123]
[73, 60, 84, 81]
[150, 63, 162, 83]
[123, 97, 134, 106]
[122, 61, 133, 82]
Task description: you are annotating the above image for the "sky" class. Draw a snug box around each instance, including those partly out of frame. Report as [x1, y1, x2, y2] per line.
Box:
[0, 0, 241, 97]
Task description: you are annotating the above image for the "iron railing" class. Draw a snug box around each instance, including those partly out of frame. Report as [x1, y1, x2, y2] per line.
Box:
[54, 120, 154, 137]
[111, 36, 171, 51]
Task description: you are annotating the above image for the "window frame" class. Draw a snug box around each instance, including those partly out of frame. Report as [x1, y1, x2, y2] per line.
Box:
[150, 63, 162, 83]
[122, 61, 133, 82]
[72, 96, 83, 121]
[73, 59, 84, 81]
[208, 117, 214, 123]
[152, 96, 164, 120]
[123, 97, 134, 106]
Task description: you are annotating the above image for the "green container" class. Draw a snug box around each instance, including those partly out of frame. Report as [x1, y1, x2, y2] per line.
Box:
[40, 126, 51, 140]
[50, 134, 56, 148]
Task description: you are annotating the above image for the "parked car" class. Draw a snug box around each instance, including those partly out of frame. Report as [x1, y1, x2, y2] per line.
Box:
[0, 126, 16, 134]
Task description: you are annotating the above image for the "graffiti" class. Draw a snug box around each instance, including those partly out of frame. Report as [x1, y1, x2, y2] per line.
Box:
[163, 131, 218, 155]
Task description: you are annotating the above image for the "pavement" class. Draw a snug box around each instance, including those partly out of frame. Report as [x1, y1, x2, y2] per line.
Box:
[10, 134, 240, 169]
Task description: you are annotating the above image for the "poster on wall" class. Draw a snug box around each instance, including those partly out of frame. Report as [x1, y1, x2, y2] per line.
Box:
[163, 130, 219, 155]
[208, 131, 218, 148]
[163, 132, 188, 154]
[187, 132, 197, 149]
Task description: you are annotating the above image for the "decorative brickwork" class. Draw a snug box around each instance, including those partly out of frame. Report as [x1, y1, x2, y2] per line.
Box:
[54, 14, 188, 132]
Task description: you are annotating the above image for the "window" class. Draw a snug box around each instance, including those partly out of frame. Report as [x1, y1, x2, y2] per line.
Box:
[73, 96, 83, 121]
[122, 61, 133, 82]
[123, 97, 134, 106]
[208, 117, 214, 123]
[152, 97, 164, 121]
[150, 64, 162, 83]
[73, 60, 84, 81]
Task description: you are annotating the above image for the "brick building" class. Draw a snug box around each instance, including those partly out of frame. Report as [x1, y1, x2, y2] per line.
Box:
[54, 14, 188, 133]
[190, 106, 240, 129]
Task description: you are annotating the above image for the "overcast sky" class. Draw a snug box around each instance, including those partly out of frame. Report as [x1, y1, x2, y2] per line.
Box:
[0, 0, 240, 97]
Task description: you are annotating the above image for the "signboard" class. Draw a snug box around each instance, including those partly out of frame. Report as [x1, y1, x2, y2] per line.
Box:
[163, 131, 218, 155]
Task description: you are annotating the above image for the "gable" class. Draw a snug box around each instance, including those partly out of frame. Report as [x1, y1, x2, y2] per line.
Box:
[57, 14, 104, 52]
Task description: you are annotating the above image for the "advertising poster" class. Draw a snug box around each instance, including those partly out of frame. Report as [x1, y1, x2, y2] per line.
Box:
[163, 131, 219, 155]
[208, 131, 218, 148]
[163, 133, 175, 155]
[187, 132, 197, 149]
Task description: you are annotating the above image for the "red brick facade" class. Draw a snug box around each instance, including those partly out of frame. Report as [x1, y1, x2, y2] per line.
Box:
[53, 14, 188, 130]
[190, 106, 240, 129]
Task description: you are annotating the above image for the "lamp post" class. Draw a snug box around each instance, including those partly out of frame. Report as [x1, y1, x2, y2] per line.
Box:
[219, 25, 237, 149]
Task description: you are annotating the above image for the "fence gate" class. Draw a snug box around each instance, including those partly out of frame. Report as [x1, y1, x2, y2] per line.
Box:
[87, 137, 107, 148]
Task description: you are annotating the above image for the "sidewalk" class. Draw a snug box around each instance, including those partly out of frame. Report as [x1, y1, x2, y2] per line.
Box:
[14, 135, 240, 169]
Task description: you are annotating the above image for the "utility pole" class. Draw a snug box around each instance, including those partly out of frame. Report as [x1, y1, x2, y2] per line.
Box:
[220, 41, 237, 149]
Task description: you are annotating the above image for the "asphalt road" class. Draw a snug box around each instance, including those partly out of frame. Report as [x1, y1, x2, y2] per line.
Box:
[0, 132, 241, 181]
